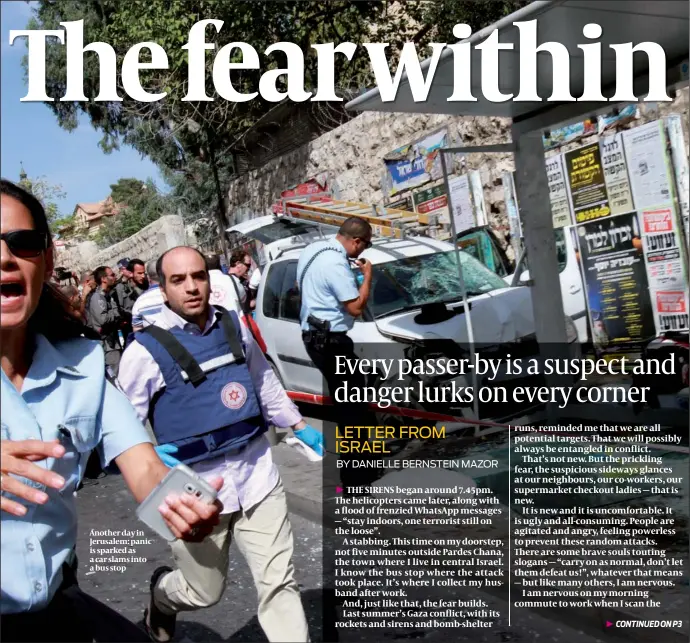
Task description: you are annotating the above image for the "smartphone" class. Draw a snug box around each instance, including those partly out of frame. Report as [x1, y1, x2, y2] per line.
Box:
[136, 464, 218, 542]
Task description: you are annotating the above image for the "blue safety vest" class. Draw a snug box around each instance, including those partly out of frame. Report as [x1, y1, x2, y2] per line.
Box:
[135, 309, 267, 465]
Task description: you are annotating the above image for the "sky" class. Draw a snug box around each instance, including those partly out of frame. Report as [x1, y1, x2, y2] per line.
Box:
[0, 0, 164, 218]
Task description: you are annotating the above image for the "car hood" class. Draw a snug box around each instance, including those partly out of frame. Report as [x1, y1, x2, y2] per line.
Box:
[374, 287, 535, 344]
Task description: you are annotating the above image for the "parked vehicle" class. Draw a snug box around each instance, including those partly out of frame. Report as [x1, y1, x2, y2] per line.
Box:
[455, 226, 513, 279]
[254, 231, 580, 423]
[227, 215, 324, 267]
[455, 226, 589, 343]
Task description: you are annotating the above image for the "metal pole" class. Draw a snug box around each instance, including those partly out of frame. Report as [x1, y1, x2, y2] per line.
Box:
[440, 150, 480, 421]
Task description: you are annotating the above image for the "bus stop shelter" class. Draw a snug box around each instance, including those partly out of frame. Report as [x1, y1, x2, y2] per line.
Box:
[346, 0, 689, 347]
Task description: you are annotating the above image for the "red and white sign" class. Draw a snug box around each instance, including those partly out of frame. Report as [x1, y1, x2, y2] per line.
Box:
[642, 208, 673, 233]
[272, 179, 327, 214]
[656, 292, 687, 314]
[416, 195, 447, 214]
[221, 382, 247, 410]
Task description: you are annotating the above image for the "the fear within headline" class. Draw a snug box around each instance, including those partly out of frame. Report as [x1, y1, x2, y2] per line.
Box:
[12, 19, 673, 104]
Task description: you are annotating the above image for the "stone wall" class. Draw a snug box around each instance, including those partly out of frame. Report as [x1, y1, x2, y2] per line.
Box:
[58, 94, 689, 275]
[55, 215, 189, 274]
[228, 111, 513, 220]
[227, 89, 689, 246]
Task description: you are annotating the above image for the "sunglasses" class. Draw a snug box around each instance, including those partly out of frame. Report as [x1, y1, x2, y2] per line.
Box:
[359, 238, 372, 249]
[1, 230, 49, 258]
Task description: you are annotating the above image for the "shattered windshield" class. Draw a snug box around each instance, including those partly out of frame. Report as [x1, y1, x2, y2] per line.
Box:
[248, 220, 319, 244]
[368, 250, 509, 319]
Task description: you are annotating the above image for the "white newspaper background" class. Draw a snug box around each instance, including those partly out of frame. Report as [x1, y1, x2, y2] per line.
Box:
[623, 120, 674, 209]
[665, 115, 690, 242]
[448, 174, 475, 234]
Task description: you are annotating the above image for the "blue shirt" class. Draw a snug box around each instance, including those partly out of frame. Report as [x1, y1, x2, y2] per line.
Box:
[0, 335, 151, 614]
[296, 240, 360, 332]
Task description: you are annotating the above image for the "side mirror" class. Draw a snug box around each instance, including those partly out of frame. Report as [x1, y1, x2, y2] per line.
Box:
[519, 270, 534, 287]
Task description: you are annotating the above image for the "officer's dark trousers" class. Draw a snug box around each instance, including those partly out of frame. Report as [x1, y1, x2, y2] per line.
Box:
[0, 563, 150, 642]
[303, 331, 381, 491]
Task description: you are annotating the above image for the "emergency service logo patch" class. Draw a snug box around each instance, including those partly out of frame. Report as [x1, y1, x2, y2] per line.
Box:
[210, 289, 224, 305]
[221, 382, 247, 409]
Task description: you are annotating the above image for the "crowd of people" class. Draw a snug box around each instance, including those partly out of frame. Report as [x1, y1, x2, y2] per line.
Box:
[1, 169, 377, 643]
[50, 249, 261, 379]
[0, 178, 323, 643]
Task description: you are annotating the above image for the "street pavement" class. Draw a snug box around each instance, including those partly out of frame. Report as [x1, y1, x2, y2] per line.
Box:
[76, 473, 325, 642]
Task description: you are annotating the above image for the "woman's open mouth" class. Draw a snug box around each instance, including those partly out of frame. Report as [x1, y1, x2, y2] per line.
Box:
[0, 281, 26, 309]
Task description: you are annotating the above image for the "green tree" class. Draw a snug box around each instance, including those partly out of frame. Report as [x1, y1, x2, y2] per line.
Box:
[25, 1, 521, 239]
[94, 177, 169, 247]
[24, 0, 424, 237]
[109, 178, 148, 204]
[420, 0, 530, 41]
[52, 214, 78, 239]
[17, 165, 67, 225]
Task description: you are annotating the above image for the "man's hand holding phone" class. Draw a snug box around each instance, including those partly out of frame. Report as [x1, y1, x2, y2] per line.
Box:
[156, 475, 223, 542]
[355, 257, 372, 281]
[136, 464, 224, 543]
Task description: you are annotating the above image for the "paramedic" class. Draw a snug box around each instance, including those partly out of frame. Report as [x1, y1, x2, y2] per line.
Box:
[118, 246, 322, 642]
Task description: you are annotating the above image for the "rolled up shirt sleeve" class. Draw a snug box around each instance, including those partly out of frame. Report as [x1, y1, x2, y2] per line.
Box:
[97, 380, 152, 466]
[131, 304, 143, 329]
[241, 322, 302, 428]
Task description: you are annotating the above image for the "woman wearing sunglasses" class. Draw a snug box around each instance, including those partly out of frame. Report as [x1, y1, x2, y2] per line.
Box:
[0, 179, 223, 642]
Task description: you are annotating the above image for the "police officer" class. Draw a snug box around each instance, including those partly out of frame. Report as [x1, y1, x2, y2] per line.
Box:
[113, 257, 132, 302]
[118, 246, 321, 643]
[0, 179, 220, 642]
[297, 216, 380, 491]
[114, 258, 147, 337]
[89, 265, 125, 376]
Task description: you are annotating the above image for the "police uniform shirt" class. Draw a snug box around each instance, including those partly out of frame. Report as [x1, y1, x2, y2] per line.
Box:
[296, 240, 359, 333]
[1, 336, 151, 613]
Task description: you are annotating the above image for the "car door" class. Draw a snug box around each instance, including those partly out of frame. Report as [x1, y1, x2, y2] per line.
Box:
[257, 259, 324, 395]
[512, 227, 589, 342]
[455, 226, 513, 278]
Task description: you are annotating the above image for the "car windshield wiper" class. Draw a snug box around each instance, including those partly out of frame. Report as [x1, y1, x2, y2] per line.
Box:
[431, 292, 485, 307]
[374, 303, 424, 319]
[374, 293, 486, 319]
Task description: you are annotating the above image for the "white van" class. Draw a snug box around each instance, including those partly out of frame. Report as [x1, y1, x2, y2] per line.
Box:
[228, 215, 325, 267]
[454, 226, 588, 343]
